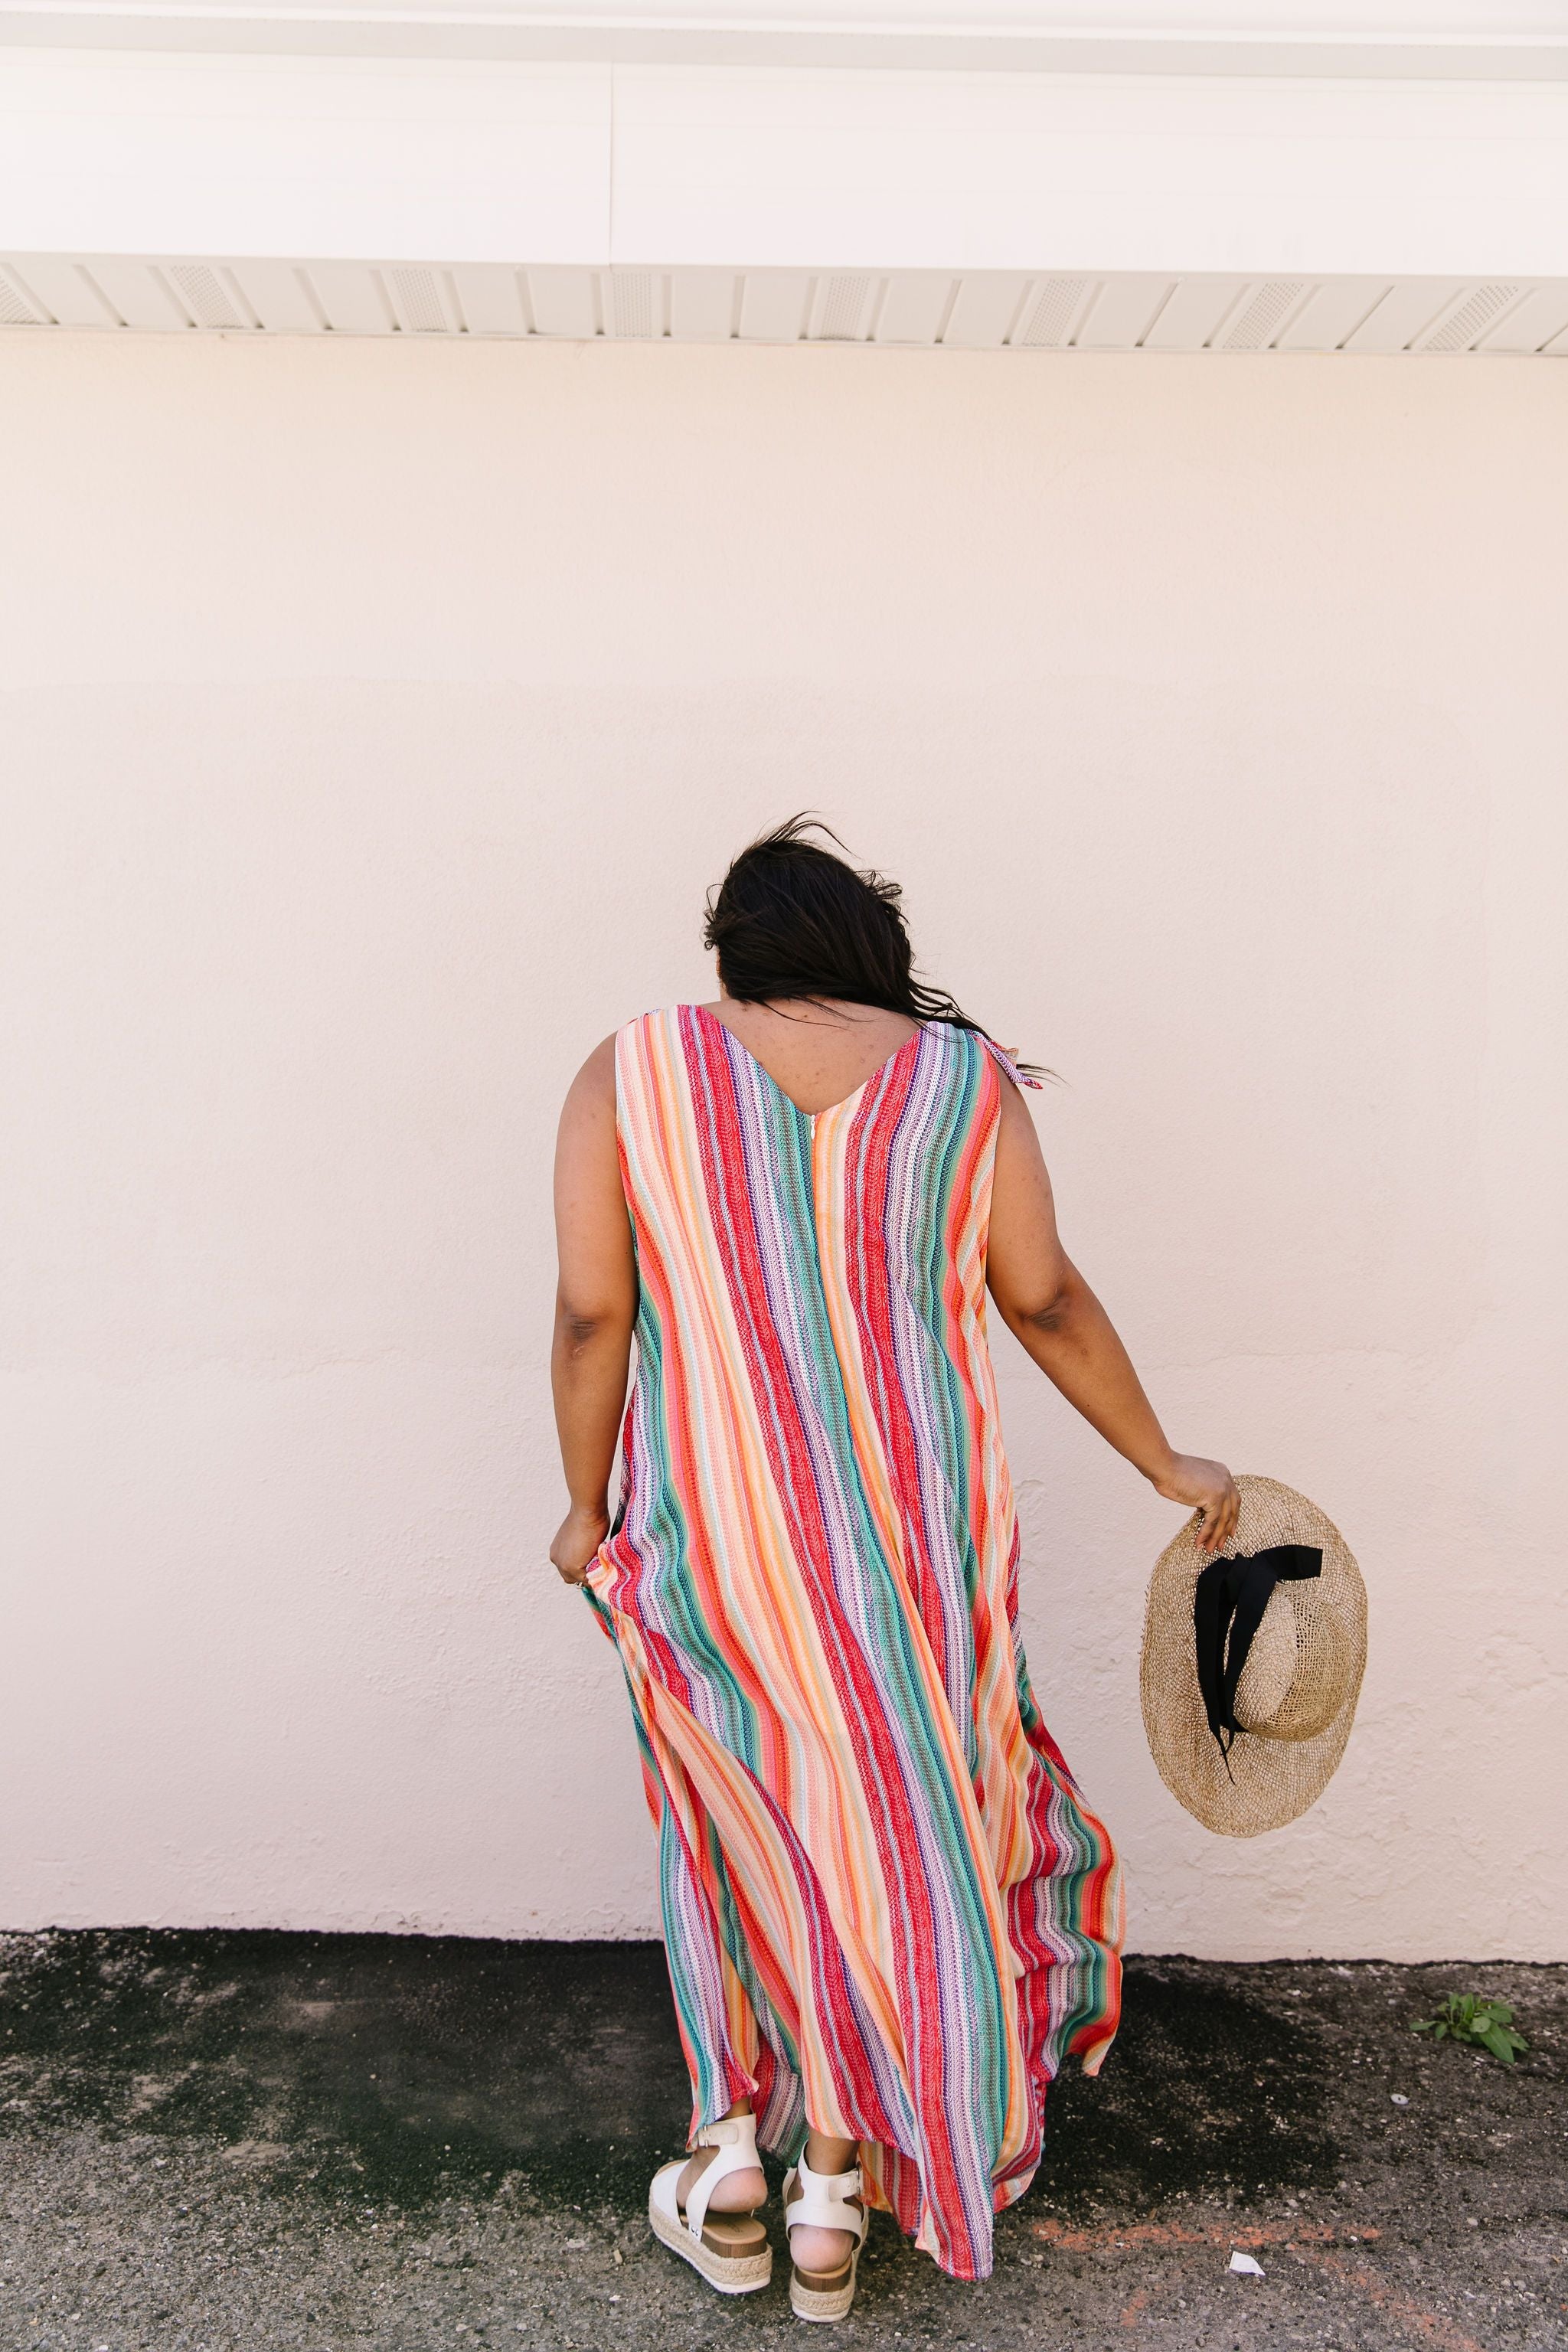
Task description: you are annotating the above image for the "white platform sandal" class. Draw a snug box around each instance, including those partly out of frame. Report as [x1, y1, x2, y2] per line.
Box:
[782, 2149, 869, 2323]
[647, 2112, 773, 2295]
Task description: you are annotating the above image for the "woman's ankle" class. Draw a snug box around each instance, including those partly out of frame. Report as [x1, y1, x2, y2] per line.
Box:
[789, 2128, 861, 2269]
[803, 2128, 858, 2176]
[678, 2102, 765, 2215]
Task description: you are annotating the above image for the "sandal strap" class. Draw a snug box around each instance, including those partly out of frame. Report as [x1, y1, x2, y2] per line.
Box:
[684, 2112, 761, 2241]
[785, 2151, 868, 2244]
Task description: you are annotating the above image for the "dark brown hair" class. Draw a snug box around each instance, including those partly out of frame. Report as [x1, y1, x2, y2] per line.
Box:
[703, 815, 1036, 1067]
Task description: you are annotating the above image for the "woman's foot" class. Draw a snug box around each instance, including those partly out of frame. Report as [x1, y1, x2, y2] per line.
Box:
[677, 2139, 766, 2220]
[647, 2106, 772, 2297]
[786, 2209, 856, 2277]
[786, 2132, 858, 2273]
[783, 2139, 867, 2322]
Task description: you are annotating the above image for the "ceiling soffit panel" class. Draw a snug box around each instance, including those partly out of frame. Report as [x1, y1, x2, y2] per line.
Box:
[4, 259, 1566, 354]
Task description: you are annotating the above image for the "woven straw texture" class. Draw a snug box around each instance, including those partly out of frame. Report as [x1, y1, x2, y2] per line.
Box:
[1140, 1475, 1367, 1838]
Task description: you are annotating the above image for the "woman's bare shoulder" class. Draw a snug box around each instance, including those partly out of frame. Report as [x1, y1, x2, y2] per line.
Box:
[992, 1057, 1049, 1168]
[564, 1030, 620, 1114]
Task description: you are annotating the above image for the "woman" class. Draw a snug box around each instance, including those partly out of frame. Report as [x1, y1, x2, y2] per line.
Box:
[550, 818, 1237, 2318]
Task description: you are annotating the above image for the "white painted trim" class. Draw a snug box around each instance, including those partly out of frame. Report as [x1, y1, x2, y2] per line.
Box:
[608, 66, 1568, 278]
[4, 4, 1568, 80]
[3, 51, 1567, 284]
[5, 257, 1566, 351]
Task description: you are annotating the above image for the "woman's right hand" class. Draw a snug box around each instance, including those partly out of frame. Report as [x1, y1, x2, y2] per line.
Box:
[550, 1504, 610, 1586]
[1149, 1454, 1240, 1554]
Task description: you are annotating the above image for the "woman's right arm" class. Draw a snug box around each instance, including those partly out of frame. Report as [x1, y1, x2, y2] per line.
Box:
[985, 1078, 1240, 1555]
[549, 1036, 638, 1584]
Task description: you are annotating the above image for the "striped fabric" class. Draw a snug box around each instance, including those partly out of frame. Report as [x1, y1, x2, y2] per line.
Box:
[581, 1004, 1122, 2281]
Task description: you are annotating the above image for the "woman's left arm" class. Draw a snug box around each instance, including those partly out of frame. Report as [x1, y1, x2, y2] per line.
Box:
[550, 1035, 638, 1584]
[986, 1077, 1240, 1554]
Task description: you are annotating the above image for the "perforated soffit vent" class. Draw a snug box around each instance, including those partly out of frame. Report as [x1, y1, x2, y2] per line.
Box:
[2, 261, 1566, 356]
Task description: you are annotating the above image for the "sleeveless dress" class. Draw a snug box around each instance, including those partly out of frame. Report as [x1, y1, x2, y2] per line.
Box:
[580, 1004, 1122, 2281]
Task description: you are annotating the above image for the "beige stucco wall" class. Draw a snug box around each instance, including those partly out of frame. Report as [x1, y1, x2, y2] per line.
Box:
[2, 333, 1563, 1960]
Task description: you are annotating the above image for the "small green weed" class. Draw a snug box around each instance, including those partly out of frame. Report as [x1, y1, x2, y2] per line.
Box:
[1411, 1994, 1527, 2064]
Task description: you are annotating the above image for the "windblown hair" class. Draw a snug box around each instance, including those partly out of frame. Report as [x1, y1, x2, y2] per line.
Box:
[703, 815, 1040, 1072]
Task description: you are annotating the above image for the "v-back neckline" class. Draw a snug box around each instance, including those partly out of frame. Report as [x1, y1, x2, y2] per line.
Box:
[691, 1001, 923, 1122]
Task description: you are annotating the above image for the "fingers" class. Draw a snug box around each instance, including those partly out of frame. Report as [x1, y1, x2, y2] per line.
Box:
[1197, 1477, 1241, 1554]
[549, 1508, 608, 1585]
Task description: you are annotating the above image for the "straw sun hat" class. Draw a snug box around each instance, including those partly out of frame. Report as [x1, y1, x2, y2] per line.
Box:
[1140, 1475, 1367, 1838]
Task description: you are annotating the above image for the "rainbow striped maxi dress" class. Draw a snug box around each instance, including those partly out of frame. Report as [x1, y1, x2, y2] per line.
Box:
[580, 1003, 1122, 2282]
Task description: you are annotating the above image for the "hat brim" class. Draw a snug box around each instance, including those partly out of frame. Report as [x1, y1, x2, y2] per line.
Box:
[1140, 1475, 1367, 1837]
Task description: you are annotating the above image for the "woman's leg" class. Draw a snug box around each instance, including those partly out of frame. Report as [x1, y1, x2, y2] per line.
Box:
[676, 2098, 767, 2215]
[787, 2127, 861, 2275]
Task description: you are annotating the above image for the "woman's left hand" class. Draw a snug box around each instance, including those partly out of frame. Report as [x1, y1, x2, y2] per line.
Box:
[1149, 1454, 1241, 1554]
[550, 1504, 610, 1586]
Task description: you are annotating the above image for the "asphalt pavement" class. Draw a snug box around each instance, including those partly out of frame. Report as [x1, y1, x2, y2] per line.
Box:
[0, 1932, 1562, 2350]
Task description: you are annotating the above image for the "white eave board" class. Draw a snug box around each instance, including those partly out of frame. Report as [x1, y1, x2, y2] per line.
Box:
[2, 52, 1567, 286]
[608, 65, 1568, 280]
[0, 54, 614, 265]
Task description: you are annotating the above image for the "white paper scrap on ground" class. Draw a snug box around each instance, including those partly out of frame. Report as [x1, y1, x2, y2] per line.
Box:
[1229, 2250, 1266, 2275]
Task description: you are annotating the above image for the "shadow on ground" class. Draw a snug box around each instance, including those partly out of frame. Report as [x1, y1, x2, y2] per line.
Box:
[1, 1933, 1338, 2214]
[1, 1933, 1563, 2348]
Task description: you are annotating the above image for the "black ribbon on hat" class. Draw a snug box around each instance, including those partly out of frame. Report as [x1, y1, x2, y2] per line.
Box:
[1194, 1544, 1324, 1763]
